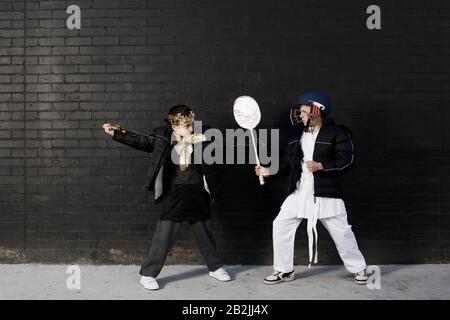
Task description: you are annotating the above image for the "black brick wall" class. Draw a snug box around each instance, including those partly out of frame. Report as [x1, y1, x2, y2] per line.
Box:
[0, 0, 449, 264]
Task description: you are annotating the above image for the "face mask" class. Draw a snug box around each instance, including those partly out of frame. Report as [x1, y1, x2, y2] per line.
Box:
[289, 108, 302, 126]
[290, 101, 325, 131]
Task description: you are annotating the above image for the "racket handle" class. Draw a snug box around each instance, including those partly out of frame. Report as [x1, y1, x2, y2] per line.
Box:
[259, 174, 265, 185]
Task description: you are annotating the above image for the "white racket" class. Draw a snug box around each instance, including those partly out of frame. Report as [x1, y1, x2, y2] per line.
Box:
[233, 96, 265, 185]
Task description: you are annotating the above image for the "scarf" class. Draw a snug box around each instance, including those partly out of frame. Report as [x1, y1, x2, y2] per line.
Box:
[171, 132, 206, 171]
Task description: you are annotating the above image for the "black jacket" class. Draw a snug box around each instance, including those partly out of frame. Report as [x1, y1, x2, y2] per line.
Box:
[275, 119, 354, 199]
[112, 125, 221, 203]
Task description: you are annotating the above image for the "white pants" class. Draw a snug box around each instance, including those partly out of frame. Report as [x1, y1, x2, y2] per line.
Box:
[273, 210, 367, 274]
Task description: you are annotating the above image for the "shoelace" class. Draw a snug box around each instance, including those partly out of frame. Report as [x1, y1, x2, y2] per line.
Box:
[215, 268, 228, 275]
[270, 271, 282, 278]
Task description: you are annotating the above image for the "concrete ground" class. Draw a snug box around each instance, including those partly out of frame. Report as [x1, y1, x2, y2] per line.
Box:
[0, 264, 448, 300]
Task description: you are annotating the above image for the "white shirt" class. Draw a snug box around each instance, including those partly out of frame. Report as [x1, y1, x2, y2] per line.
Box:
[279, 129, 347, 266]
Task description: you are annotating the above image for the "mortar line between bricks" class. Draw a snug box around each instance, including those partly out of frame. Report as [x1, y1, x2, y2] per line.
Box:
[22, 0, 28, 253]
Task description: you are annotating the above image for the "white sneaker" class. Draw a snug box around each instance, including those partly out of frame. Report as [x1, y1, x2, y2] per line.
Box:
[263, 270, 295, 285]
[209, 267, 231, 282]
[353, 270, 368, 285]
[140, 276, 159, 290]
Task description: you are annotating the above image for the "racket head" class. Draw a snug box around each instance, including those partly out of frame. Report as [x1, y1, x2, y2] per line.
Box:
[233, 95, 261, 129]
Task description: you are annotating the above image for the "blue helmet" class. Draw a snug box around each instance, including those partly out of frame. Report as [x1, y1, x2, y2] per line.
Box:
[295, 91, 332, 116]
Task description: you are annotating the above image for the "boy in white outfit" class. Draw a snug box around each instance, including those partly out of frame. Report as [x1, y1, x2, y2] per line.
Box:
[256, 91, 368, 285]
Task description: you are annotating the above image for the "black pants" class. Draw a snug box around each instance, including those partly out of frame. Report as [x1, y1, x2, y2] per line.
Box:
[140, 219, 223, 277]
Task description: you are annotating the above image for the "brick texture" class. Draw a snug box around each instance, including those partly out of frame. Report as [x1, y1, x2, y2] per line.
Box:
[0, 0, 449, 264]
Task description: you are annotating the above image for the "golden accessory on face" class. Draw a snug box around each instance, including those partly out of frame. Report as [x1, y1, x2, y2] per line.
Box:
[168, 111, 195, 126]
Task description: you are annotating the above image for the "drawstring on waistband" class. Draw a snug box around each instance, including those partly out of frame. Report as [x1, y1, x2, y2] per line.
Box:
[307, 196, 319, 268]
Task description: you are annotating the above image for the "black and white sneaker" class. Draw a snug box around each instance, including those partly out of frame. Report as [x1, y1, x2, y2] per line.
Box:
[353, 270, 368, 285]
[263, 270, 295, 285]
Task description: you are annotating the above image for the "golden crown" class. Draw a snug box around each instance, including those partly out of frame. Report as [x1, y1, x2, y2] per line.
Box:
[168, 111, 195, 126]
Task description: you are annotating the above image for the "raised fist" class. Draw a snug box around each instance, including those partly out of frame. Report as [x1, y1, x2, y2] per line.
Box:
[102, 123, 114, 136]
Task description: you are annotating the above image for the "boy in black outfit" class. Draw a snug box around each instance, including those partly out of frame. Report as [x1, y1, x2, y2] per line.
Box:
[103, 105, 230, 290]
